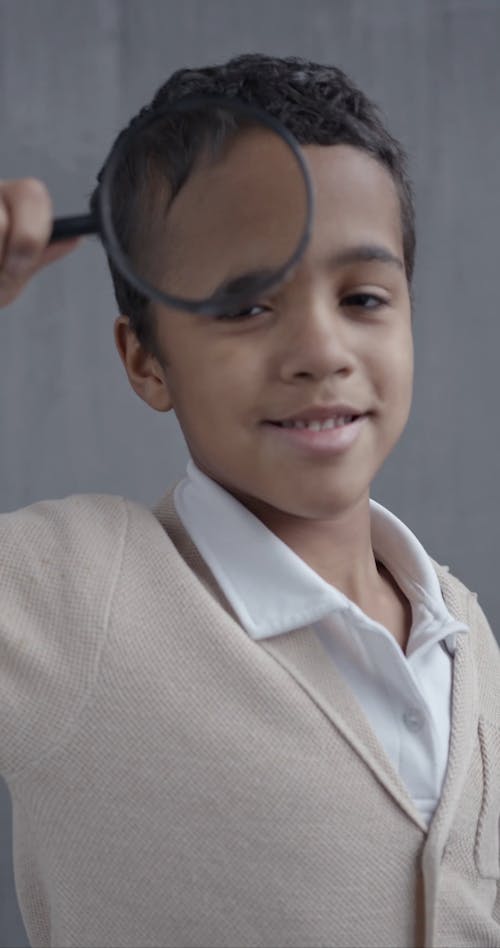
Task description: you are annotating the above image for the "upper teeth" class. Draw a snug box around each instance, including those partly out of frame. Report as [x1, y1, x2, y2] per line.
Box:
[281, 415, 355, 430]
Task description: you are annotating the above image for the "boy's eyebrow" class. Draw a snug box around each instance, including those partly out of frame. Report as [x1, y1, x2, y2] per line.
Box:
[210, 244, 404, 299]
[328, 244, 404, 271]
[211, 269, 277, 298]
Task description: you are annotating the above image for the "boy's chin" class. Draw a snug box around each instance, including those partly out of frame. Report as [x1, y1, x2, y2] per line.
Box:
[239, 483, 372, 524]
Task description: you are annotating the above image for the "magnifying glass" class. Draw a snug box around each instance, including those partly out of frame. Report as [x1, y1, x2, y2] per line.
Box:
[49, 96, 314, 316]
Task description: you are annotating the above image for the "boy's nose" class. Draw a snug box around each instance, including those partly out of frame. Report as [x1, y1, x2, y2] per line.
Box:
[277, 294, 357, 383]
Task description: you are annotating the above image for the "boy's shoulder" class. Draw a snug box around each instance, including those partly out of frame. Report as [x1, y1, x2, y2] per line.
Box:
[429, 555, 500, 675]
[0, 491, 175, 606]
[428, 555, 482, 615]
[1, 490, 496, 655]
[428, 556, 473, 607]
[0, 491, 129, 569]
[0, 490, 165, 548]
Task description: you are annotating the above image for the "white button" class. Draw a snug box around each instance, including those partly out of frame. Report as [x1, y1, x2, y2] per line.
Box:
[403, 708, 424, 732]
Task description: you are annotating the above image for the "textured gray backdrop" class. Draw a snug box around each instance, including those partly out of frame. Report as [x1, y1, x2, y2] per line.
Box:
[1, 1, 499, 944]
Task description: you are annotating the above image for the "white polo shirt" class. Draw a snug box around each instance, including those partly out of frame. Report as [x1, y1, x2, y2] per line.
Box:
[174, 459, 469, 827]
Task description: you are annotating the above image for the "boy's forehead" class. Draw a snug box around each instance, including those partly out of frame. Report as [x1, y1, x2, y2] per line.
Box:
[142, 136, 403, 301]
[194, 138, 404, 270]
[144, 125, 309, 298]
[302, 143, 404, 260]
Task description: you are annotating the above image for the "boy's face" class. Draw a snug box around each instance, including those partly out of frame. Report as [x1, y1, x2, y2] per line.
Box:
[117, 142, 413, 523]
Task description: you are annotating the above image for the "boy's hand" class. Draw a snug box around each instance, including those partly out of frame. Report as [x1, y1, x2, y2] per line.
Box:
[0, 178, 80, 308]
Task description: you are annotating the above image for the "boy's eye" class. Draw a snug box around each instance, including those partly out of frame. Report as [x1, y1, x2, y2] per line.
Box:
[214, 304, 269, 322]
[213, 293, 387, 321]
[342, 292, 387, 310]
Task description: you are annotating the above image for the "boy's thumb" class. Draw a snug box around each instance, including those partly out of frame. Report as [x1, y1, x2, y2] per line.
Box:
[38, 236, 83, 270]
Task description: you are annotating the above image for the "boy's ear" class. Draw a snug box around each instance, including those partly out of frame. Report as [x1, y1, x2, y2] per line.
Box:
[113, 315, 173, 413]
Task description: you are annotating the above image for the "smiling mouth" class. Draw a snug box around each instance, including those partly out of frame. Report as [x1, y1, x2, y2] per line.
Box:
[262, 413, 369, 455]
[268, 414, 363, 431]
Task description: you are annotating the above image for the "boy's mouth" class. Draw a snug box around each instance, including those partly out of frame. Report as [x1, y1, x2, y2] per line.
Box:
[265, 404, 367, 431]
[270, 414, 360, 431]
[263, 410, 369, 455]
[262, 404, 370, 455]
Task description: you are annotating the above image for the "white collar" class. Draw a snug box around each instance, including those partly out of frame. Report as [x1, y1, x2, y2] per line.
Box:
[174, 460, 469, 652]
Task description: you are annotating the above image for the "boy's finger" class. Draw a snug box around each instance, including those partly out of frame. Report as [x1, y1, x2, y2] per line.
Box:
[0, 178, 53, 279]
[38, 236, 82, 270]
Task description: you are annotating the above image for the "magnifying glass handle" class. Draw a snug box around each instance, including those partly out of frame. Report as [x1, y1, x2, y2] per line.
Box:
[50, 213, 99, 243]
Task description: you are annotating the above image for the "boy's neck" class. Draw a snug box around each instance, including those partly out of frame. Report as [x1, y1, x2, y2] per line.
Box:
[237, 490, 383, 609]
[198, 481, 413, 654]
[239, 492, 413, 654]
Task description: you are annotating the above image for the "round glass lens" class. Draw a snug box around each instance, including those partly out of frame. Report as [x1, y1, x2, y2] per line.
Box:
[100, 97, 312, 315]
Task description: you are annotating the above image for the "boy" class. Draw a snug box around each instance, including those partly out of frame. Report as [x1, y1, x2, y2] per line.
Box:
[0, 54, 498, 948]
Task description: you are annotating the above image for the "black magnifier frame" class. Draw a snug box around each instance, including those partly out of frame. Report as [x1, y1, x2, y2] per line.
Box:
[50, 95, 314, 316]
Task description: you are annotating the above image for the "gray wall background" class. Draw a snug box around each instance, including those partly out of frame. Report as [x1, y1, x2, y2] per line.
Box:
[1, 1, 499, 944]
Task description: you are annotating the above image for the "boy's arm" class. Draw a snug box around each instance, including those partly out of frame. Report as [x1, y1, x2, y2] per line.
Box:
[0, 493, 129, 779]
[0, 180, 116, 778]
[0, 177, 79, 308]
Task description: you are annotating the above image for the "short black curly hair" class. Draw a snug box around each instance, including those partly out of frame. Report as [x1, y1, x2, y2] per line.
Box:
[91, 53, 415, 356]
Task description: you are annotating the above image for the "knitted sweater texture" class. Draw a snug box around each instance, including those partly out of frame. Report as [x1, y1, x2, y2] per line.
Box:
[0, 491, 499, 948]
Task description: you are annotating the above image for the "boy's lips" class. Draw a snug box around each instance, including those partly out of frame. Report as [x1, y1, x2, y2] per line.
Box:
[262, 412, 370, 455]
[265, 403, 369, 425]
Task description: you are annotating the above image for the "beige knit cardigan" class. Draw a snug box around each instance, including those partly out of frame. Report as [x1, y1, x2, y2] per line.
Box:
[0, 490, 499, 948]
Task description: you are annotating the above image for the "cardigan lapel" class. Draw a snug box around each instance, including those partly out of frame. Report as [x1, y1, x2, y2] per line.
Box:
[419, 563, 479, 947]
[259, 627, 429, 831]
[422, 563, 479, 850]
[261, 563, 478, 838]
[259, 565, 477, 836]
[154, 492, 477, 836]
